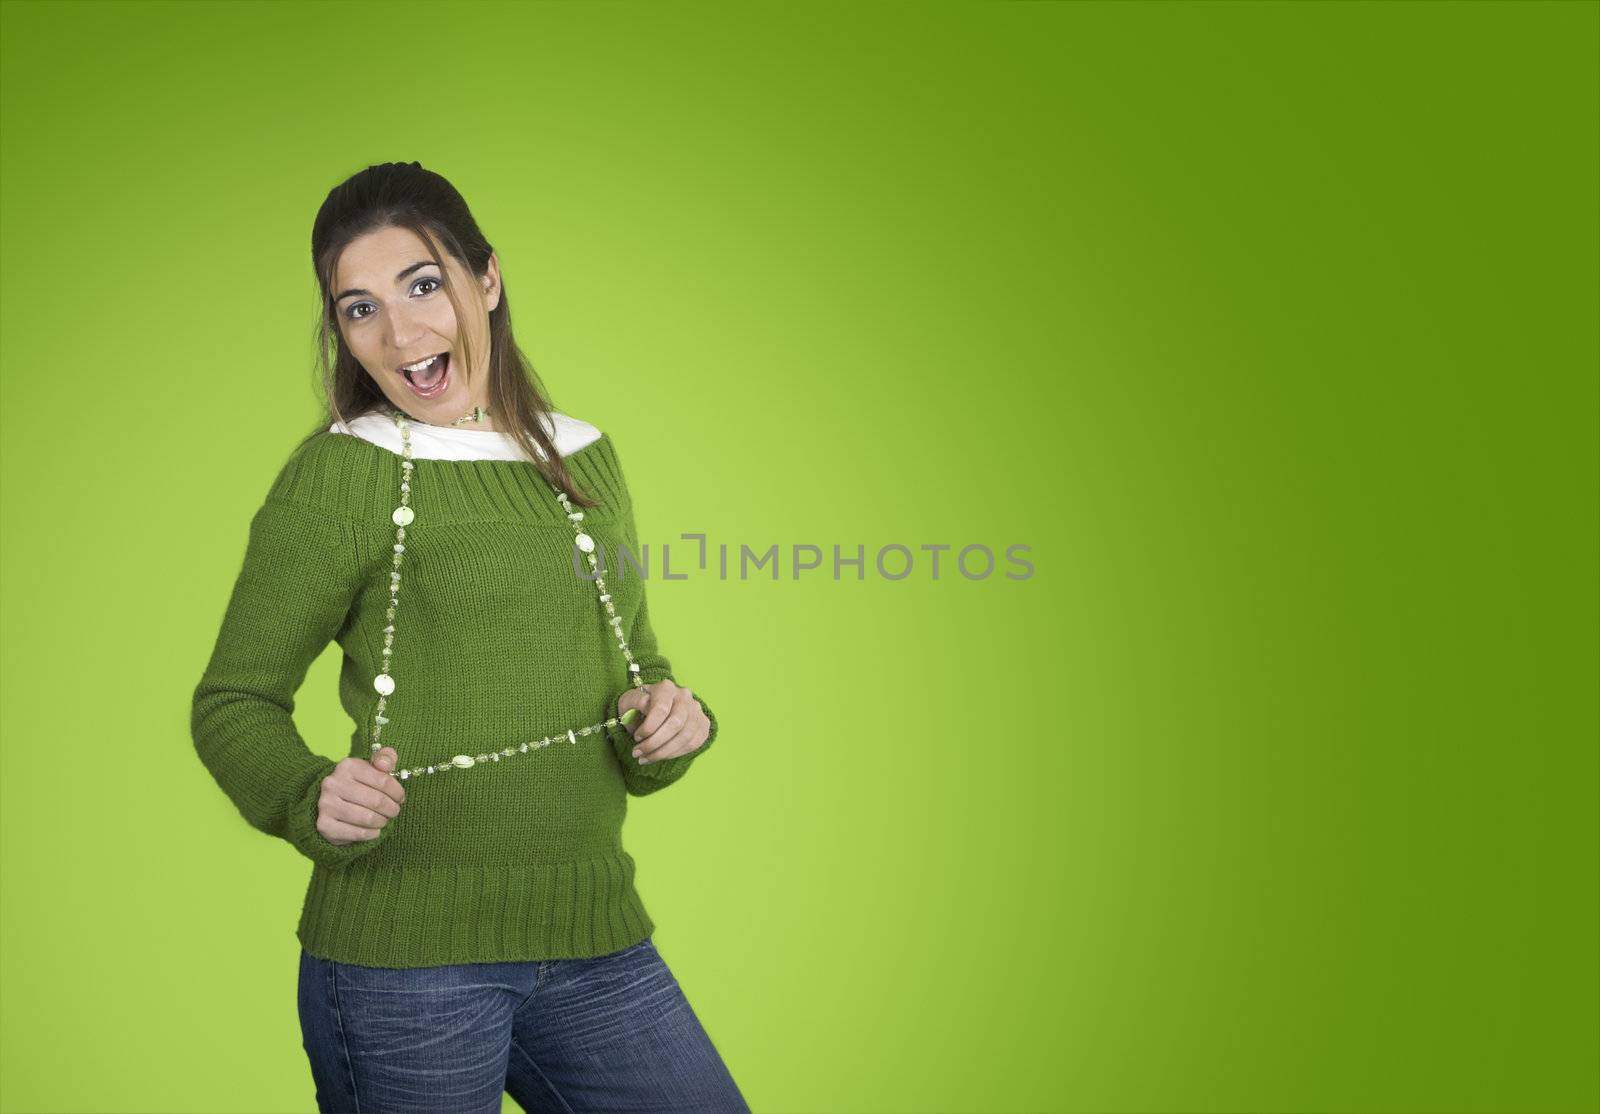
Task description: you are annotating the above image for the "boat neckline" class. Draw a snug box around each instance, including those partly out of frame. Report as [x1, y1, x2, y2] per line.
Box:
[328, 421, 611, 466]
[338, 409, 590, 439]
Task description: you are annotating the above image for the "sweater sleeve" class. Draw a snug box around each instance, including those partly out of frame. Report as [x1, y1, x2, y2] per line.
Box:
[603, 442, 719, 797]
[190, 494, 397, 867]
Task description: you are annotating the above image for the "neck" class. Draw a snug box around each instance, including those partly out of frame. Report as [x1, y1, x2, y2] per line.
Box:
[448, 404, 492, 430]
[388, 402, 504, 434]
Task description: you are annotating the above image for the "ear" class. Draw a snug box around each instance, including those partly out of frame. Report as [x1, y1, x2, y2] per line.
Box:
[482, 251, 502, 311]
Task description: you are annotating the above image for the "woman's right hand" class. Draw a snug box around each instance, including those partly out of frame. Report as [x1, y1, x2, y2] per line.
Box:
[316, 747, 406, 846]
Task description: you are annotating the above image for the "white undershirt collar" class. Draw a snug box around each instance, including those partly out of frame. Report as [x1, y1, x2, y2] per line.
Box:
[328, 410, 603, 462]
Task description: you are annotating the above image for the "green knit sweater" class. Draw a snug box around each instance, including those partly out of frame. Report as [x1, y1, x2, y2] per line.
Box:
[190, 423, 717, 968]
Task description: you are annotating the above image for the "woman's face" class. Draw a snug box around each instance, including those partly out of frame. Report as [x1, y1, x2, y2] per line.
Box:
[333, 224, 500, 423]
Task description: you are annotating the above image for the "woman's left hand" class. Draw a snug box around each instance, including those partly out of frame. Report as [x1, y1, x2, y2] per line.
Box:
[618, 680, 711, 764]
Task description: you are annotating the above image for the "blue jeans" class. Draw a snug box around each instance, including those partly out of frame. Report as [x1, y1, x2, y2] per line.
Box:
[298, 937, 751, 1113]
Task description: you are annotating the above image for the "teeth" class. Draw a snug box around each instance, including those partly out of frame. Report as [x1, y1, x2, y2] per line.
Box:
[401, 354, 443, 374]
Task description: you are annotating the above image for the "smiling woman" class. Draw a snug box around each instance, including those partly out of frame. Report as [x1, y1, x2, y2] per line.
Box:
[307, 165, 603, 508]
[333, 235, 476, 407]
[189, 161, 746, 1114]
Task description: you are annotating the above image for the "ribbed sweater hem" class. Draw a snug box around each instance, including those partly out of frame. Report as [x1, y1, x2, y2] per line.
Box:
[295, 851, 655, 968]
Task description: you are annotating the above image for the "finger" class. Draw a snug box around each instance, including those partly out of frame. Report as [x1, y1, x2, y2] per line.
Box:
[368, 748, 405, 801]
[346, 751, 406, 806]
[633, 693, 696, 759]
[319, 814, 386, 844]
[633, 711, 686, 759]
[635, 729, 687, 763]
[631, 682, 676, 741]
[638, 715, 710, 763]
[639, 701, 710, 763]
[616, 686, 649, 719]
[321, 784, 393, 832]
[332, 776, 401, 822]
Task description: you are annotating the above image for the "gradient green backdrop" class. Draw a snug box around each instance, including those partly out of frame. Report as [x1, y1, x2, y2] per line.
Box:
[2, 2, 1596, 1112]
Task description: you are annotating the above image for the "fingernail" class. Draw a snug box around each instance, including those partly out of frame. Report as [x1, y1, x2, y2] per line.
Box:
[631, 749, 641, 758]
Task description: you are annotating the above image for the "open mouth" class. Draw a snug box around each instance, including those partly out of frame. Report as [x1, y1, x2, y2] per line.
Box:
[399, 352, 450, 399]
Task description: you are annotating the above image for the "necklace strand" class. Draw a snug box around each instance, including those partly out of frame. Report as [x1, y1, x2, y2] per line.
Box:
[368, 407, 646, 781]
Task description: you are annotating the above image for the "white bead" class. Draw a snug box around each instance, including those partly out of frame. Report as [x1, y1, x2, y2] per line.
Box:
[574, 532, 595, 553]
[373, 673, 395, 695]
[451, 754, 475, 768]
[392, 506, 414, 526]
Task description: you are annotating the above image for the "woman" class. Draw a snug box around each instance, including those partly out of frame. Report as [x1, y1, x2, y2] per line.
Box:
[190, 161, 749, 1113]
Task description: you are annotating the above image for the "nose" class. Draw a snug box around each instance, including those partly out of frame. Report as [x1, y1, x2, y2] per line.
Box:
[384, 305, 428, 362]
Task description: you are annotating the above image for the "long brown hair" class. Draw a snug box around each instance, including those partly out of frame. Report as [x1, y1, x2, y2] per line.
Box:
[302, 160, 599, 507]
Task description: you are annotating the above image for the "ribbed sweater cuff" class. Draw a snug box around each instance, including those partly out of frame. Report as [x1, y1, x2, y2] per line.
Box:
[284, 758, 397, 868]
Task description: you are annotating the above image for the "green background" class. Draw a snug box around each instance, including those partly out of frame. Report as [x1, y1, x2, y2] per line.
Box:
[2, 1, 1595, 1111]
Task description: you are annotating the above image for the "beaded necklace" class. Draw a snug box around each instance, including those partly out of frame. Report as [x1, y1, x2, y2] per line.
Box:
[367, 406, 646, 781]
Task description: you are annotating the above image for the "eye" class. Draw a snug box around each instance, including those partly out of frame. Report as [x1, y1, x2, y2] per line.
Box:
[342, 276, 442, 321]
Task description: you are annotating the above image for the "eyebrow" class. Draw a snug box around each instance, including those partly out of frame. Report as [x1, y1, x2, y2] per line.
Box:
[335, 260, 440, 304]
